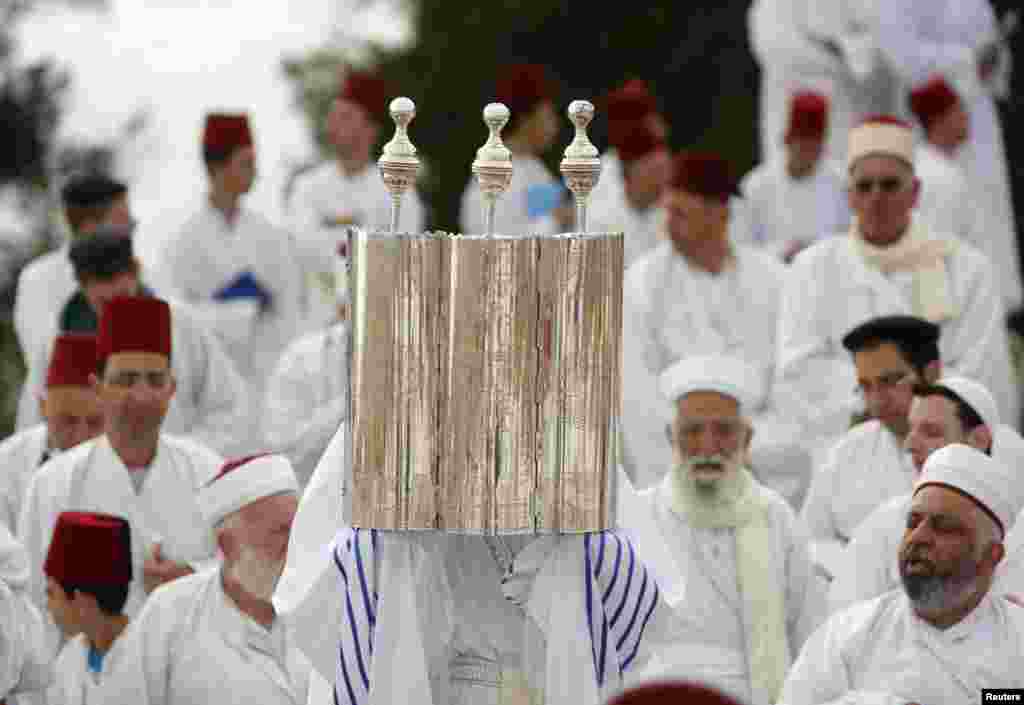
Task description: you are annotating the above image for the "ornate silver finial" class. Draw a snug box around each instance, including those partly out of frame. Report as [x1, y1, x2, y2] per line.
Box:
[472, 103, 514, 236]
[559, 100, 602, 233]
[378, 96, 421, 234]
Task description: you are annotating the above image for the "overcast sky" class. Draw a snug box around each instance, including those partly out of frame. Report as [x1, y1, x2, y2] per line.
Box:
[14, 0, 409, 263]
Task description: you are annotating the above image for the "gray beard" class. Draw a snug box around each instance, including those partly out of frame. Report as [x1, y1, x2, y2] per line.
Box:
[900, 554, 981, 614]
[231, 546, 285, 601]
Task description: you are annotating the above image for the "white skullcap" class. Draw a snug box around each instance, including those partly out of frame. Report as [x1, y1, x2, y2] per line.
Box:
[847, 117, 915, 172]
[915, 443, 1022, 535]
[933, 376, 999, 431]
[199, 454, 299, 527]
[659, 356, 767, 415]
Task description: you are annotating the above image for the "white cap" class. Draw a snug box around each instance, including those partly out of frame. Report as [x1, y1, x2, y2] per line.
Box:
[659, 356, 766, 416]
[915, 443, 1022, 534]
[199, 454, 299, 527]
[847, 118, 915, 172]
[934, 376, 999, 431]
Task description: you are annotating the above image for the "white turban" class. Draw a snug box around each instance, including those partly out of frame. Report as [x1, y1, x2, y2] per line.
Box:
[915, 443, 1023, 534]
[847, 118, 915, 172]
[199, 454, 299, 527]
[934, 376, 999, 430]
[658, 356, 766, 418]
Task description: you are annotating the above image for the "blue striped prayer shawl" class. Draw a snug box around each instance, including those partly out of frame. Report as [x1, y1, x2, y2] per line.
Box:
[332, 530, 660, 705]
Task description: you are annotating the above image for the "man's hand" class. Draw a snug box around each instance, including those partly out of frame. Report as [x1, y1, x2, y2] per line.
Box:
[143, 543, 195, 594]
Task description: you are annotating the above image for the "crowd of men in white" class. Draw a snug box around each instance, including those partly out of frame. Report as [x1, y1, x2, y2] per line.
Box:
[0, 6, 1021, 701]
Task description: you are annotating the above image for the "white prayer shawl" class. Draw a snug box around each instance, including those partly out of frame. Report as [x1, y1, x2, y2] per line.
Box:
[262, 322, 349, 488]
[459, 154, 560, 237]
[0, 524, 50, 703]
[776, 225, 1017, 446]
[872, 0, 1018, 310]
[915, 142, 1022, 310]
[155, 204, 307, 422]
[738, 158, 850, 260]
[97, 566, 311, 705]
[286, 161, 425, 331]
[0, 425, 47, 537]
[16, 299, 250, 458]
[780, 591, 1024, 704]
[17, 434, 222, 654]
[587, 171, 663, 268]
[622, 240, 812, 504]
[800, 420, 915, 578]
[628, 475, 826, 705]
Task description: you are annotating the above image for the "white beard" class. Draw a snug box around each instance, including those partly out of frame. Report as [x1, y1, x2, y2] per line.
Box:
[230, 544, 285, 601]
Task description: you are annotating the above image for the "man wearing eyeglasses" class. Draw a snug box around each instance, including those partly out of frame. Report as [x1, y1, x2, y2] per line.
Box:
[625, 355, 826, 705]
[18, 296, 225, 656]
[776, 115, 1016, 456]
[801, 315, 941, 580]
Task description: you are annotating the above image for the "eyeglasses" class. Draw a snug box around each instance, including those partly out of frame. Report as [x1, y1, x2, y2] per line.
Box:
[852, 177, 907, 195]
[854, 371, 912, 398]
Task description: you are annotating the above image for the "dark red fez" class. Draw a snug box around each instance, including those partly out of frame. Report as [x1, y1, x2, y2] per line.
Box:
[671, 151, 740, 202]
[858, 114, 913, 130]
[46, 334, 99, 388]
[339, 71, 393, 121]
[44, 511, 132, 586]
[605, 79, 659, 123]
[606, 681, 744, 705]
[612, 120, 667, 164]
[206, 452, 275, 487]
[97, 296, 172, 362]
[202, 113, 253, 154]
[495, 63, 554, 119]
[786, 91, 829, 142]
[909, 76, 961, 130]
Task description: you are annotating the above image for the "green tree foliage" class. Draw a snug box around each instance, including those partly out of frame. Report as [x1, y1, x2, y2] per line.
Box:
[284, 0, 760, 232]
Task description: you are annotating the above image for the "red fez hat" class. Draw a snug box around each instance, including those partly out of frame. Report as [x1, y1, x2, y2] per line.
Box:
[46, 334, 99, 388]
[857, 114, 913, 130]
[202, 113, 253, 154]
[909, 76, 960, 131]
[671, 151, 740, 202]
[44, 511, 132, 586]
[607, 681, 744, 705]
[611, 120, 667, 164]
[339, 71, 393, 121]
[605, 79, 659, 123]
[495, 63, 554, 119]
[97, 296, 172, 363]
[785, 91, 829, 142]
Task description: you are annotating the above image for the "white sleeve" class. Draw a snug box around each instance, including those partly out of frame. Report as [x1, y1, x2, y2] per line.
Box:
[175, 313, 251, 457]
[15, 336, 52, 432]
[872, 0, 977, 86]
[16, 475, 50, 621]
[785, 511, 829, 651]
[95, 598, 172, 705]
[12, 268, 35, 365]
[828, 509, 900, 613]
[778, 615, 854, 705]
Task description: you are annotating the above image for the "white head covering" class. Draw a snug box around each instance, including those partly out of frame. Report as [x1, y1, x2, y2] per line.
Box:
[847, 118, 915, 172]
[658, 356, 766, 418]
[915, 443, 1023, 535]
[199, 454, 299, 527]
[934, 376, 1000, 430]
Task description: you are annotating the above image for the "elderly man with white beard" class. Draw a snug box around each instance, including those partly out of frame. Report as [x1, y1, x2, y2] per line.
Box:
[781, 444, 1024, 704]
[626, 356, 826, 705]
[97, 454, 311, 705]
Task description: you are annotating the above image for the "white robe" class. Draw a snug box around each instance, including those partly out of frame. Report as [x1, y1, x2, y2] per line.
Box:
[12, 247, 75, 367]
[262, 322, 349, 488]
[0, 524, 50, 704]
[800, 420, 915, 579]
[776, 229, 1017, 445]
[286, 161, 425, 330]
[459, 154, 559, 237]
[44, 633, 124, 705]
[587, 165, 663, 268]
[97, 566, 311, 705]
[17, 434, 222, 653]
[0, 425, 48, 537]
[738, 158, 850, 260]
[915, 141, 1022, 310]
[622, 240, 812, 506]
[155, 204, 307, 422]
[872, 0, 1019, 311]
[780, 591, 1024, 704]
[16, 299, 250, 458]
[627, 476, 826, 705]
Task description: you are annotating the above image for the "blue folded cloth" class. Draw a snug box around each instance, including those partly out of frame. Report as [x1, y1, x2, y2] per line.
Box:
[213, 270, 272, 312]
[526, 182, 567, 219]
